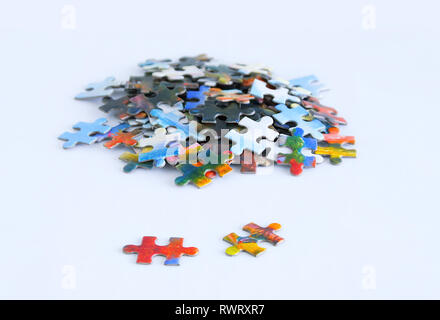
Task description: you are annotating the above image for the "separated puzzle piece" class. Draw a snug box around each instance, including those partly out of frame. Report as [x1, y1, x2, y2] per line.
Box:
[104, 129, 142, 149]
[75, 77, 121, 100]
[58, 118, 110, 149]
[123, 236, 198, 266]
[223, 222, 284, 257]
[225, 116, 278, 156]
[190, 100, 255, 124]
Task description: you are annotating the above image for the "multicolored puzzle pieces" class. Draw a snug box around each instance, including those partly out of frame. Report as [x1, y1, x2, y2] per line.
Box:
[59, 54, 356, 187]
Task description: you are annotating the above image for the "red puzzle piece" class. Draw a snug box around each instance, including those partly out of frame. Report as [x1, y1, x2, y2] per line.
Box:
[322, 127, 355, 144]
[123, 236, 199, 266]
[104, 130, 139, 149]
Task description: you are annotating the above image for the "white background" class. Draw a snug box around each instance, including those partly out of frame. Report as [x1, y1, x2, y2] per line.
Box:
[1, 0, 439, 299]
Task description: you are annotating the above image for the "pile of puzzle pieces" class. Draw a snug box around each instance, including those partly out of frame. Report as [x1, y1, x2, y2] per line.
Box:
[59, 54, 356, 187]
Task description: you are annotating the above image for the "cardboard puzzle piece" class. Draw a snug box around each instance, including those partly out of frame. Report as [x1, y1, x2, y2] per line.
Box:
[173, 54, 211, 68]
[153, 65, 204, 81]
[277, 128, 317, 175]
[94, 123, 130, 142]
[205, 88, 255, 104]
[138, 59, 172, 71]
[225, 116, 279, 156]
[240, 150, 257, 173]
[273, 104, 326, 140]
[315, 144, 357, 165]
[75, 77, 120, 100]
[303, 99, 347, 126]
[322, 127, 355, 144]
[149, 109, 197, 140]
[174, 152, 233, 188]
[123, 236, 199, 265]
[99, 96, 131, 113]
[223, 222, 284, 256]
[104, 129, 142, 149]
[119, 149, 154, 173]
[136, 128, 181, 167]
[289, 75, 328, 98]
[230, 63, 271, 76]
[190, 100, 255, 124]
[250, 79, 301, 104]
[127, 75, 155, 94]
[259, 139, 291, 161]
[185, 86, 210, 110]
[58, 118, 110, 149]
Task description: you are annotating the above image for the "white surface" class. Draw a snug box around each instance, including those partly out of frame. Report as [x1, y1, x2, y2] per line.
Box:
[1, 0, 439, 299]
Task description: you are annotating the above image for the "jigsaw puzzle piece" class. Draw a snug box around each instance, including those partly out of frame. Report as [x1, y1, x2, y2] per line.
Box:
[322, 127, 355, 144]
[243, 222, 284, 245]
[289, 75, 328, 98]
[99, 96, 131, 113]
[230, 63, 271, 76]
[123, 236, 198, 265]
[58, 118, 110, 149]
[185, 86, 210, 110]
[138, 59, 172, 71]
[273, 104, 326, 140]
[225, 116, 279, 156]
[189, 100, 255, 124]
[250, 79, 301, 104]
[314, 144, 357, 165]
[104, 129, 141, 149]
[153, 66, 204, 81]
[174, 152, 233, 188]
[75, 77, 120, 100]
[303, 99, 347, 126]
[149, 109, 197, 140]
[223, 233, 266, 256]
[119, 150, 153, 173]
[94, 123, 130, 142]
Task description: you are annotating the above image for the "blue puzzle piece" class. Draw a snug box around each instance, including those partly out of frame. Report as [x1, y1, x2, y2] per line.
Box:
[273, 104, 325, 140]
[138, 59, 172, 71]
[138, 143, 179, 167]
[150, 109, 198, 140]
[75, 77, 119, 100]
[185, 86, 209, 110]
[94, 123, 130, 142]
[58, 118, 110, 149]
[288, 75, 327, 98]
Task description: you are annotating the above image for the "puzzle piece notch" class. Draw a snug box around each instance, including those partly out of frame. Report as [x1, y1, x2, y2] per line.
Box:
[58, 118, 110, 149]
[250, 79, 301, 104]
[75, 77, 121, 100]
[225, 116, 279, 156]
[123, 236, 198, 265]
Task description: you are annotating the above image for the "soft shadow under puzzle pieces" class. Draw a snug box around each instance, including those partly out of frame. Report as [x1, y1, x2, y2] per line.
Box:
[223, 222, 284, 257]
